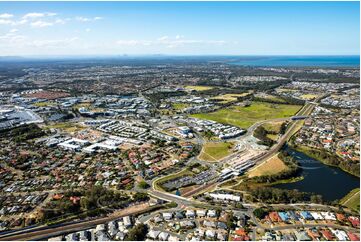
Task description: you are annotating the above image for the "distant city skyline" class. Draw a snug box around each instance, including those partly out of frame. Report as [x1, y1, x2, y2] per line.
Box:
[0, 1, 359, 56]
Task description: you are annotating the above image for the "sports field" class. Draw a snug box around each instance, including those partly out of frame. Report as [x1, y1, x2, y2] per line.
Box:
[198, 142, 234, 162]
[191, 101, 302, 129]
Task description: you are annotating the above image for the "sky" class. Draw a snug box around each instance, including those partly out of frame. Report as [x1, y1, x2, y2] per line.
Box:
[0, 1, 359, 56]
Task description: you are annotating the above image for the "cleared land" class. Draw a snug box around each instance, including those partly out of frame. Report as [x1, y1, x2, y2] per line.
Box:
[340, 188, 360, 211]
[185, 85, 214, 91]
[210, 92, 250, 104]
[191, 101, 301, 129]
[198, 141, 234, 162]
[248, 153, 288, 178]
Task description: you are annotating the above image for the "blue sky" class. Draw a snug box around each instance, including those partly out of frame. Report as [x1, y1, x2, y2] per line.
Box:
[0, 1, 359, 56]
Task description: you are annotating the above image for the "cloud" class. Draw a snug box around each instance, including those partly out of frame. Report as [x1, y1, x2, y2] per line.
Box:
[116, 36, 227, 48]
[30, 20, 54, 28]
[85, 28, 91, 32]
[30, 37, 79, 48]
[0, 13, 14, 19]
[0, 31, 26, 43]
[76, 16, 103, 22]
[9, 28, 18, 33]
[157, 36, 169, 41]
[23, 12, 57, 19]
[0, 19, 13, 25]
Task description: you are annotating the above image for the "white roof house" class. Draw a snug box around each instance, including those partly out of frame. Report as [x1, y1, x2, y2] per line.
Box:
[147, 230, 161, 240]
[162, 212, 173, 220]
[186, 210, 195, 218]
[205, 230, 215, 239]
[158, 232, 170, 241]
[207, 210, 217, 217]
[321, 212, 336, 220]
[196, 210, 206, 217]
[330, 229, 348, 241]
[310, 212, 323, 220]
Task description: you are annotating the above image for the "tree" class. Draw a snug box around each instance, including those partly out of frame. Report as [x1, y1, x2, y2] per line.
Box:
[126, 223, 148, 241]
[133, 192, 149, 202]
[253, 208, 267, 219]
[137, 181, 150, 189]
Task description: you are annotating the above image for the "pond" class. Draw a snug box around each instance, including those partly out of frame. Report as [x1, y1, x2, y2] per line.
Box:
[273, 146, 360, 201]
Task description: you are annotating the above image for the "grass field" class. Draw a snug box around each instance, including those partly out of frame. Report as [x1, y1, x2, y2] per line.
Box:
[185, 85, 214, 91]
[210, 92, 250, 104]
[248, 153, 288, 178]
[172, 103, 190, 110]
[33, 101, 56, 107]
[191, 101, 302, 129]
[255, 94, 286, 103]
[340, 188, 360, 211]
[300, 94, 319, 100]
[262, 121, 284, 133]
[198, 141, 234, 162]
[45, 122, 85, 133]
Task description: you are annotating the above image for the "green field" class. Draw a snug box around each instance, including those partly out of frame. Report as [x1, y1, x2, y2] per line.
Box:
[172, 103, 190, 110]
[191, 102, 302, 129]
[185, 85, 214, 91]
[199, 142, 234, 162]
[340, 188, 360, 212]
[210, 92, 250, 104]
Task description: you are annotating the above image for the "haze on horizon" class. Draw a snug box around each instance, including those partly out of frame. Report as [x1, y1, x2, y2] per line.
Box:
[0, 1, 359, 56]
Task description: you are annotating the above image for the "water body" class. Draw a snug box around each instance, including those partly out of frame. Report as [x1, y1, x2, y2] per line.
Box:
[229, 56, 360, 67]
[273, 146, 360, 201]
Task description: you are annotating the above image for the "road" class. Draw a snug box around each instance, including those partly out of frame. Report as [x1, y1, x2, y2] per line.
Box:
[0, 203, 152, 241]
[0, 101, 325, 241]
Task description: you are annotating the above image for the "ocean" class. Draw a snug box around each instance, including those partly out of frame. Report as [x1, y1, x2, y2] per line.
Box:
[229, 56, 360, 67]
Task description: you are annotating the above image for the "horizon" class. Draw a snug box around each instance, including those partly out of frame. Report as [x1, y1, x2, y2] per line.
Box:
[0, 1, 359, 56]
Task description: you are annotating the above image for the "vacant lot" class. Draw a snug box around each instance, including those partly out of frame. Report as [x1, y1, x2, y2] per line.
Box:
[191, 101, 301, 129]
[248, 153, 288, 178]
[340, 188, 360, 212]
[185, 85, 214, 91]
[211, 92, 250, 103]
[199, 141, 234, 162]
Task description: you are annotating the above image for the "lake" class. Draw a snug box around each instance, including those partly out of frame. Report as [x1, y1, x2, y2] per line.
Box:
[273, 146, 360, 201]
[229, 56, 360, 67]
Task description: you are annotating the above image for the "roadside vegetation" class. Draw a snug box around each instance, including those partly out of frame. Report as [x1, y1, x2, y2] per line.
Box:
[37, 186, 149, 224]
[340, 188, 360, 212]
